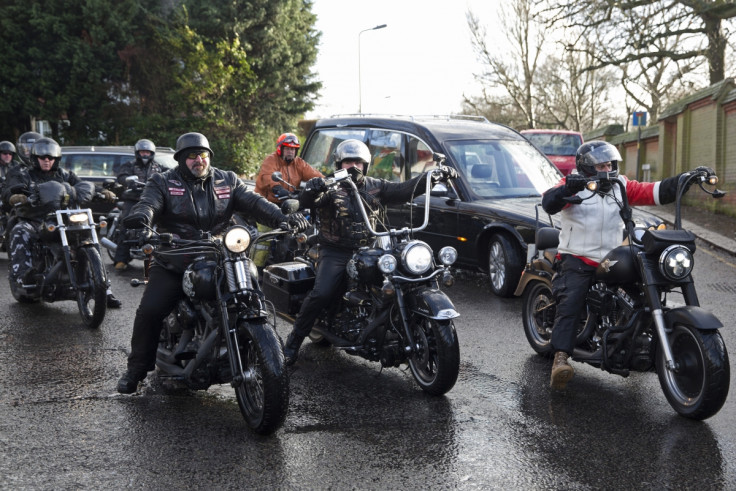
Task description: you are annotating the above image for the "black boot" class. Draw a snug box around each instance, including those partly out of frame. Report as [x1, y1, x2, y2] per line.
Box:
[107, 293, 122, 309]
[283, 331, 305, 366]
[117, 369, 146, 394]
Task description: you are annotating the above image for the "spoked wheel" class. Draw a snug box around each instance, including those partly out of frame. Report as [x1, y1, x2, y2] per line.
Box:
[522, 281, 555, 356]
[234, 321, 289, 435]
[407, 317, 460, 396]
[76, 246, 107, 329]
[656, 323, 730, 420]
[487, 234, 523, 297]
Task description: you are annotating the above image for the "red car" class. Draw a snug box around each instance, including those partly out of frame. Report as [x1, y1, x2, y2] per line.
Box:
[520, 129, 583, 176]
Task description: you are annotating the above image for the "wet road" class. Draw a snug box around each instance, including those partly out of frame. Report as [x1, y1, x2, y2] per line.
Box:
[1, 244, 735, 489]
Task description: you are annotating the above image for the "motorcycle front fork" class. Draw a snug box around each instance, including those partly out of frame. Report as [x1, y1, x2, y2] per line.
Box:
[647, 282, 698, 372]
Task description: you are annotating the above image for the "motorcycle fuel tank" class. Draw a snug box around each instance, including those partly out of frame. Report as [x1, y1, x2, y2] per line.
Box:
[595, 245, 638, 284]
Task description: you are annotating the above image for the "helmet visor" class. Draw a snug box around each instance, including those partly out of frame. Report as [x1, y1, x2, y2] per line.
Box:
[586, 144, 621, 166]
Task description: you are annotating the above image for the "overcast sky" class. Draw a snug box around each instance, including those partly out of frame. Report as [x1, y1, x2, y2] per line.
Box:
[305, 0, 502, 119]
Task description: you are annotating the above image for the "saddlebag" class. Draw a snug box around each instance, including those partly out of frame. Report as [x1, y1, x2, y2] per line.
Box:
[263, 261, 315, 315]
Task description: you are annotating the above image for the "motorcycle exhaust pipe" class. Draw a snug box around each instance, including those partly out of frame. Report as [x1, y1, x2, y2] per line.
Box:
[100, 237, 117, 251]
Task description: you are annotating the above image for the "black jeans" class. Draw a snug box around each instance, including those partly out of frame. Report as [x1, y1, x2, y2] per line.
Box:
[550, 254, 596, 354]
[127, 264, 185, 373]
[291, 245, 352, 338]
[113, 200, 135, 264]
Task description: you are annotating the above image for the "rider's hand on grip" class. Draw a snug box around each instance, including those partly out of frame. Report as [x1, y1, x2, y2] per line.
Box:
[306, 177, 327, 193]
[123, 212, 148, 229]
[564, 174, 587, 195]
[272, 185, 288, 199]
[287, 212, 310, 233]
[9, 194, 27, 206]
[694, 166, 715, 177]
[101, 189, 117, 202]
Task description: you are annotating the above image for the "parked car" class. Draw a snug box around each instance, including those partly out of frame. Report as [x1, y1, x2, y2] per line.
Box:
[59, 145, 177, 217]
[520, 129, 583, 176]
[300, 115, 660, 297]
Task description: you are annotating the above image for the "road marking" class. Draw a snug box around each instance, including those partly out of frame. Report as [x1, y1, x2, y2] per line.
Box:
[699, 246, 736, 269]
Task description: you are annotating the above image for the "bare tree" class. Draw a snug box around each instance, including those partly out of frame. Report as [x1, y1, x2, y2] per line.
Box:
[539, 0, 735, 85]
[466, 0, 546, 129]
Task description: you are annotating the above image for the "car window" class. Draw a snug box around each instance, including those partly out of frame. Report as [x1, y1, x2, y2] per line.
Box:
[302, 129, 369, 175]
[64, 154, 123, 178]
[524, 132, 582, 156]
[367, 130, 402, 182]
[446, 139, 560, 198]
[409, 137, 435, 179]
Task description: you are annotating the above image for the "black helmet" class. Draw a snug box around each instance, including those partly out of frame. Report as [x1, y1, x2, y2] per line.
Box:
[173, 132, 214, 162]
[134, 138, 156, 165]
[0, 141, 16, 156]
[17, 131, 43, 165]
[333, 139, 371, 176]
[575, 141, 620, 179]
[30, 137, 62, 171]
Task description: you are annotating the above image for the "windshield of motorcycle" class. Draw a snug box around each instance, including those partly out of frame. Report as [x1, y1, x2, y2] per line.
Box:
[444, 139, 562, 199]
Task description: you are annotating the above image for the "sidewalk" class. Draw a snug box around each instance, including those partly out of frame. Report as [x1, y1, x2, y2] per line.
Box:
[638, 206, 736, 256]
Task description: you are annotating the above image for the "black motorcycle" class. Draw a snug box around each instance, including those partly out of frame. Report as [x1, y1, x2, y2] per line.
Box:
[515, 169, 729, 419]
[100, 176, 147, 263]
[262, 167, 461, 395]
[131, 224, 292, 434]
[8, 181, 110, 329]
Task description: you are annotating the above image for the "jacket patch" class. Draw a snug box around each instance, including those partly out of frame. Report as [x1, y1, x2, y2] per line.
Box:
[168, 187, 185, 196]
[214, 185, 231, 199]
[168, 179, 182, 186]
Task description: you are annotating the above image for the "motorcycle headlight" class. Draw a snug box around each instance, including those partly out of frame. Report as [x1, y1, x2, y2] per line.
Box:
[224, 226, 251, 253]
[658, 245, 693, 281]
[69, 213, 89, 225]
[401, 241, 433, 275]
[378, 254, 397, 273]
[438, 246, 458, 266]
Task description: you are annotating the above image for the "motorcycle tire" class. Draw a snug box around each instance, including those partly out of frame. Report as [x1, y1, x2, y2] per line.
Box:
[656, 323, 730, 420]
[522, 281, 555, 356]
[234, 320, 289, 435]
[75, 246, 107, 329]
[407, 317, 460, 396]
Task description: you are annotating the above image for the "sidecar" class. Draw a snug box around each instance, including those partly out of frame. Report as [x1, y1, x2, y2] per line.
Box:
[262, 261, 315, 315]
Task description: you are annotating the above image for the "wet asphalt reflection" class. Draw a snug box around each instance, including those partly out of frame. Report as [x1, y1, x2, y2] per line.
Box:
[1, 247, 735, 488]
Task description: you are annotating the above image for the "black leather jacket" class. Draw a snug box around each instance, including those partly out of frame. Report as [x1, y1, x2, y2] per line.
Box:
[116, 158, 166, 186]
[131, 165, 287, 270]
[302, 173, 429, 249]
[2, 165, 95, 220]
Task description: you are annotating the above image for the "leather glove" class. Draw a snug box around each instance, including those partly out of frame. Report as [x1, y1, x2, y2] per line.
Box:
[9, 194, 28, 206]
[305, 177, 327, 194]
[564, 174, 587, 195]
[287, 213, 310, 233]
[101, 189, 117, 202]
[272, 185, 288, 199]
[437, 165, 458, 182]
[123, 212, 149, 229]
[694, 166, 715, 177]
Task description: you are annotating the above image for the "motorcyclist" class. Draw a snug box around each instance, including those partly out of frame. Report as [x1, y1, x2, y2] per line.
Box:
[252, 133, 323, 268]
[16, 131, 44, 167]
[116, 131, 309, 394]
[0, 141, 21, 178]
[281, 139, 458, 366]
[541, 140, 714, 390]
[112, 138, 166, 271]
[3, 137, 121, 307]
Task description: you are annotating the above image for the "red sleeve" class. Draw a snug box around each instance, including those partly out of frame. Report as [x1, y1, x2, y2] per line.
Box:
[623, 176, 657, 206]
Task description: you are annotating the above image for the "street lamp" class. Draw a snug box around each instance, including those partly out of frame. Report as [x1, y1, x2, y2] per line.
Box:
[358, 24, 387, 113]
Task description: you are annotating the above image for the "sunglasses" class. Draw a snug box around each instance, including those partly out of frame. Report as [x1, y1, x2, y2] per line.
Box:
[37, 155, 56, 161]
[186, 151, 210, 160]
